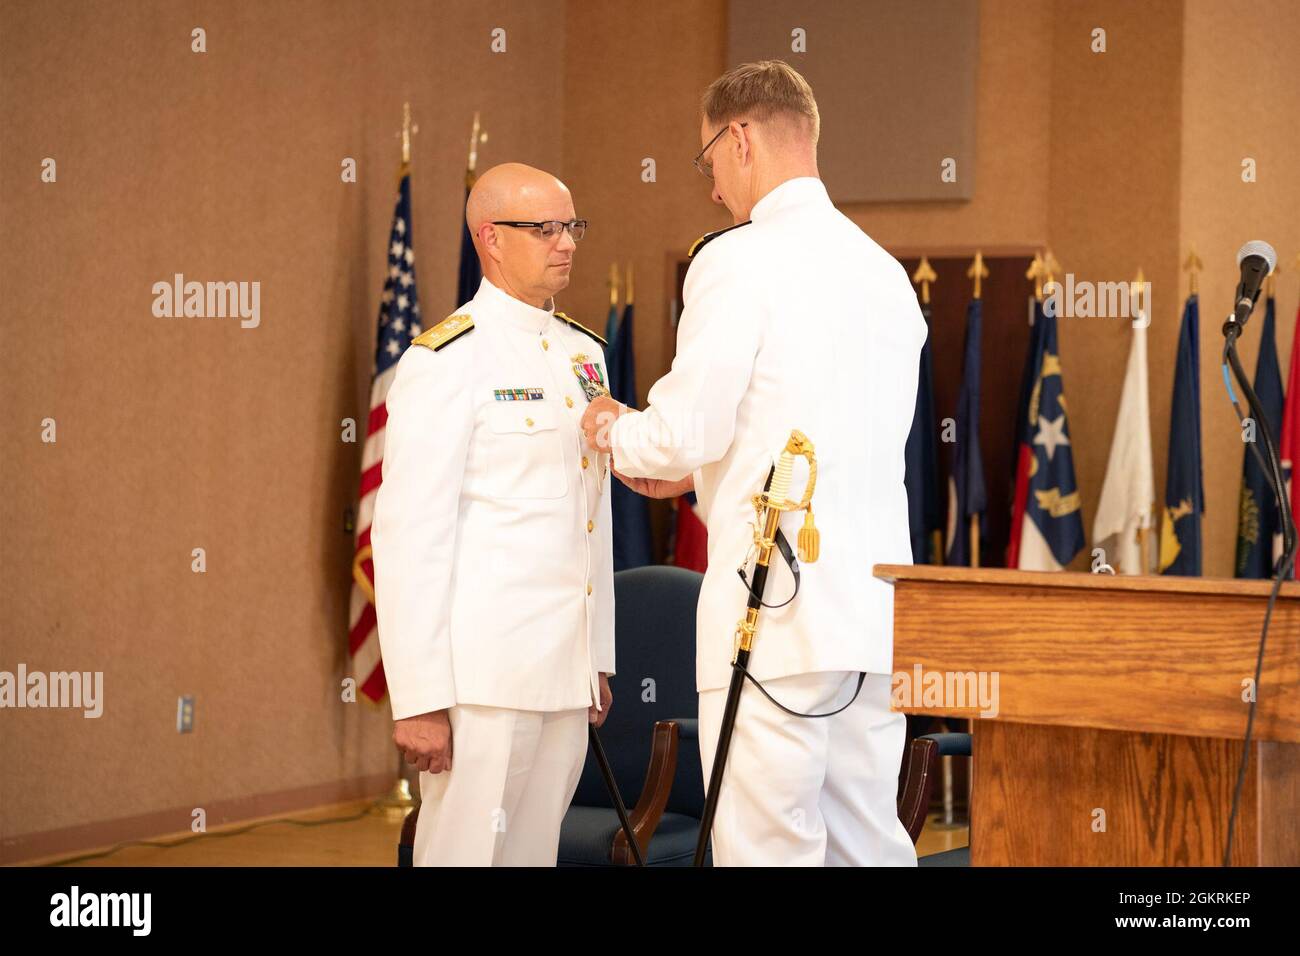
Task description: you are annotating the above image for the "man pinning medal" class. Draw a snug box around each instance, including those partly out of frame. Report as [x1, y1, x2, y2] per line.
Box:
[372, 163, 615, 866]
[581, 61, 926, 867]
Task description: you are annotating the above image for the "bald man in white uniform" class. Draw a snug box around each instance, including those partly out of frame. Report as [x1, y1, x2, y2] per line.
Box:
[372, 164, 614, 866]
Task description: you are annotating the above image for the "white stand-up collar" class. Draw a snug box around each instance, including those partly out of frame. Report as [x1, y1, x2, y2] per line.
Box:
[750, 177, 830, 222]
[473, 276, 556, 334]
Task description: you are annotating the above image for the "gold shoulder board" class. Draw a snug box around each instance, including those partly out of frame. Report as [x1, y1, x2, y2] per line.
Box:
[554, 311, 606, 347]
[412, 314, 474, 351]
[688, 219, 753, 259]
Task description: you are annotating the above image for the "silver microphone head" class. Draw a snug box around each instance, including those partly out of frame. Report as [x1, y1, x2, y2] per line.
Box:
[1237, 240, 1277, 273]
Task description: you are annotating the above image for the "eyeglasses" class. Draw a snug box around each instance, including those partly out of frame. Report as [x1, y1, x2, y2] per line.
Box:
[490, 219, 588, 241]
[693, 122, 747, 179]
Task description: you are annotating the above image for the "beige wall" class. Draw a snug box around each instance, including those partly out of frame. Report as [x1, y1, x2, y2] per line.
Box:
[1045, 0, 1186, 571]
[1181, 0, 1300, 576]
[0, 0, 569, 862]
[3, 0, 1298, 862]
[844, 0, 1053, 250]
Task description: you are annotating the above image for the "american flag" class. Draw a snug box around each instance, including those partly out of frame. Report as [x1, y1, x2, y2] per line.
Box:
[349, 165, 423, 703]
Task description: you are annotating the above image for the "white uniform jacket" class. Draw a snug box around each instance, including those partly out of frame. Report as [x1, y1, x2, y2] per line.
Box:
[372, 277, 615, 720]
[610, 177, 926, 693]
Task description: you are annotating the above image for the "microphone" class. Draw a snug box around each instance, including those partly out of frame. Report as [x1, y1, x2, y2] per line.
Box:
[1224, 240, 1277, 335]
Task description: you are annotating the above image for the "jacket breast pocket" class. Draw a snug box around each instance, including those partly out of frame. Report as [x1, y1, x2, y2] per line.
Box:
[483, 403, 568, 499]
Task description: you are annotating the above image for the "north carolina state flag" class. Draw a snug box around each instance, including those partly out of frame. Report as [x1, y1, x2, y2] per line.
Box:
[1007, 299, 1085, 570]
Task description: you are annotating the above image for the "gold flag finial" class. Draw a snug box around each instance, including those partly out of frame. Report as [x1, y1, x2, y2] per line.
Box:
[911, 256, 937, 305]
[608, 263, 620, 308]
[626, 261, 635, 305]
[967, 250, 989, 300]
[398, 102, 419, 165]
[1183, 245, 1203, 296]
[1026, 252, 1047, 301]
[1131, 267, 1147, 323]
[466, 112, 489, 187]
[1043, 248, 1062, 289]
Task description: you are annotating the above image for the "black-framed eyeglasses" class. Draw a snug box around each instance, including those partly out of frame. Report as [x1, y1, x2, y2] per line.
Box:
[490, 219, 588, 241]
[693, 122, 747, 179]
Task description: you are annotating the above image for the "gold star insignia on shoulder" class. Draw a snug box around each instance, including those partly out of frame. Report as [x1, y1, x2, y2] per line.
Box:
[554, 311, 606, 347]
[412, 313, 474, 351]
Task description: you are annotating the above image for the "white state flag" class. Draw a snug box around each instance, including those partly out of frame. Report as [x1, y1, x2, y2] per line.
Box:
[1092, 323, 1154, 573]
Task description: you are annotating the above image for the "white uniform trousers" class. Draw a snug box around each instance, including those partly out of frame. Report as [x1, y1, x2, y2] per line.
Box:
[698, 671, 918, 867]
[412, 704, 588, 866]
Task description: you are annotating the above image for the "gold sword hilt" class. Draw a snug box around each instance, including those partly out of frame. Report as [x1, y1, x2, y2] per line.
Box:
[733, 430, 821, 662]
[753, 430, 820, 562]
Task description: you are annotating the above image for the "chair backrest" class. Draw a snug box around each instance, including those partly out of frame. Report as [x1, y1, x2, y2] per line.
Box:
[572, 565, 705, 818]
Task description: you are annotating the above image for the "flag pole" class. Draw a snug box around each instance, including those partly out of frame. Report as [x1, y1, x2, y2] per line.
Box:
[1132, 266, 1153, 574]
[398, 101, 418, 167]
[966, 251, 989, 568]
[910, 257, 942, 565]
[1183, 245, 1203, 296]
[1173, 249, 1199, 575]
[606, 264, 620, 346]
[381, 104, 421, 811]
[466, 111, 488, 187]
[966, 249, 987, 301]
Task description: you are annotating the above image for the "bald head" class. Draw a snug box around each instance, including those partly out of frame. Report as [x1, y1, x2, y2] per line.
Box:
[466, 163, 573, 239]
[466, 163, 579, 308]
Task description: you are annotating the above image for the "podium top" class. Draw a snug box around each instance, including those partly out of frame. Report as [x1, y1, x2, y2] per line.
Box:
[876, 562, 1300, 742]
[874, 563, 1300, 600]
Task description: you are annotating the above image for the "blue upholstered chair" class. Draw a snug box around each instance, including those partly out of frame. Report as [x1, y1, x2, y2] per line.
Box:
[558, 565, 707, 866]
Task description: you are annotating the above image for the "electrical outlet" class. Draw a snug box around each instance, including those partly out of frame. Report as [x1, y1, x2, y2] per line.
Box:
[177, 695, 195, 733]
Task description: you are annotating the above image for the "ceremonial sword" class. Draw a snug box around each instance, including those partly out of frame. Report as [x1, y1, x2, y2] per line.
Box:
[693, 430, 820, 867]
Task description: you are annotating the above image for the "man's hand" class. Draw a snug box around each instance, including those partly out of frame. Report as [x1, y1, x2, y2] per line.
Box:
[589, 673, 613, 728]
[394, 709, 453, 774]
[580, 395, 625, 453]
[613, 467, 694, 499]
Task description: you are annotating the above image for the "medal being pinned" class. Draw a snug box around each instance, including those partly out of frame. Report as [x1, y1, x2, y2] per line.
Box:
[571, 353, 609, 402]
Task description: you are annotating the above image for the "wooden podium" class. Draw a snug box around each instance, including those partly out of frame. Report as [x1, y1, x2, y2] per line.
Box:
[875, 565, 1300, 866]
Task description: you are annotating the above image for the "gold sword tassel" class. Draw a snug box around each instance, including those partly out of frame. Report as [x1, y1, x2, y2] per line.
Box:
[733, 430, 820, 660]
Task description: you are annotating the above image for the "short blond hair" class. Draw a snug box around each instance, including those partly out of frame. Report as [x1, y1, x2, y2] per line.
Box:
[701, 60, 820, 144]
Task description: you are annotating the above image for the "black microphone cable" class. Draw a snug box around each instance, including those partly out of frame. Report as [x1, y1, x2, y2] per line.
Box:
[1218, 319, 1297, 866]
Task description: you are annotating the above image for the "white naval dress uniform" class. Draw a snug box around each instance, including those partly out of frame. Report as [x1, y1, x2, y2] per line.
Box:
[610, 177, 925, 866]
[371, 276, 615, 866]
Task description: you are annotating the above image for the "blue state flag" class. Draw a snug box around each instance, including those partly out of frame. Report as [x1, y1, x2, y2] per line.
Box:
[605, 301, 620, 363]
[1235, 297, 1283, 577]
[608, 298, 652, 569]
[904, 303, 941, 563]
[1160, 294, 1205, 575]
[946, 298, 988, 566]
[456, 182, 482, 307]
